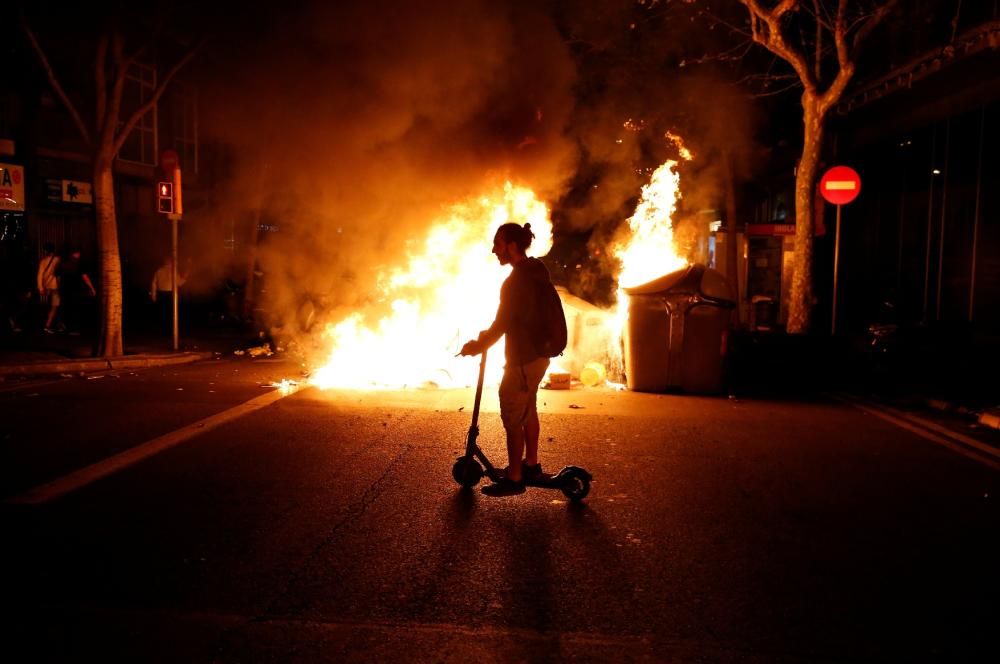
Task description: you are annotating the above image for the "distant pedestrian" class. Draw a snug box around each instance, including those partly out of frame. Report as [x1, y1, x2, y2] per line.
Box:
[150, 256, 186, 332]
[36, 242, 61, 333]
[59, 246, 97, 335]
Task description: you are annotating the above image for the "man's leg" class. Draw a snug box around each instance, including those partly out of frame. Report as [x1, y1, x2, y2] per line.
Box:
[498, 364, 529, 483]
[521, 357, 548, 470]
[505, 426, 525, 483]
[523, 409, 540, 468]
[44, 299, 58, 330]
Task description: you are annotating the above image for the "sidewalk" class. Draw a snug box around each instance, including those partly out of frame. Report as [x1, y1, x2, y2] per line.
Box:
[727, 329, 1000, 432]
[0, 324, 257, 379]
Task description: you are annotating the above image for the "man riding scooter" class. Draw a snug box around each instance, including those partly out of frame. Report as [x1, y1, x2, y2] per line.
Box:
[459, 222, 552, 496]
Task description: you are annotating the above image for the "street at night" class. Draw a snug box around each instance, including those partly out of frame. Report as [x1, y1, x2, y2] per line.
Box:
[2, 358, 997, 662]
[5, 1, 1000, 661]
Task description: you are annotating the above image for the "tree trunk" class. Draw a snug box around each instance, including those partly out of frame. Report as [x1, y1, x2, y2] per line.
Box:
[93, 153, 124, 357]
[787, 96, 825, 334]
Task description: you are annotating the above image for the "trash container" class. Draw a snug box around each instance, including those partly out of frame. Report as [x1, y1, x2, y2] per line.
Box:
[623, 264, 735, 394]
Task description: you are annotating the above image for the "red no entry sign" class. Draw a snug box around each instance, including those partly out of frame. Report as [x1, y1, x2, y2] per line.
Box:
[820, 166, 861, 205]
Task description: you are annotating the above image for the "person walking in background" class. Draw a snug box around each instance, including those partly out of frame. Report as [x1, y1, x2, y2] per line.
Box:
[36, 242, 61, 333]
[59, 246, 97, 335]
[150, 255, 186, 333]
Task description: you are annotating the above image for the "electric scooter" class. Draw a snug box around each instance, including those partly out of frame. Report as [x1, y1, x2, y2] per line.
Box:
[451, 349, 592, 501]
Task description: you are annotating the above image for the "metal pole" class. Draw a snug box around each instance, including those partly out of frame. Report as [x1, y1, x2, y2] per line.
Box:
[923, 126, 937, 323]
[832, 204, 842, 336]
[969, 108, 985, 321]
[935, 119, 951, 321]
[172, 216, 179, 351]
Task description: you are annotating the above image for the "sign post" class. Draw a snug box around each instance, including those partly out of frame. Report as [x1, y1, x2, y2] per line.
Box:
[169, 167, 183, 351]
[819, 166, 862, 335]
[159, 149, 183, 351]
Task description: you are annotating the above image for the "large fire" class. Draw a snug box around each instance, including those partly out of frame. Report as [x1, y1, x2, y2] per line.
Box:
[310, 182, 551, 389]
[310, 136, 690, 391]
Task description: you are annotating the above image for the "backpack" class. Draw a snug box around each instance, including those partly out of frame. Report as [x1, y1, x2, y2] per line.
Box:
[534, 281, 568, 358]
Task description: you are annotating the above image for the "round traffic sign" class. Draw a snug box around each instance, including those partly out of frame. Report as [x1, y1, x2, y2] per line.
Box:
[820, 166, 861, 205]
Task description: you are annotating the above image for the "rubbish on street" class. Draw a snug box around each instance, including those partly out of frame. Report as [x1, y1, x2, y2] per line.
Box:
[545, 372, 571, 390]
[247, 344, 273, 358]
[580, 361, 607, 387]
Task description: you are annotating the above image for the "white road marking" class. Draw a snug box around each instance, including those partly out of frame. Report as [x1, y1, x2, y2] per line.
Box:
[6, 384, 305, 505]
[834, 394, 1000, 471]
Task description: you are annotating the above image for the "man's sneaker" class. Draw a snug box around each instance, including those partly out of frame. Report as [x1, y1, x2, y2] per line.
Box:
[43, 327, 55, 334]
[522, 462, 543, 482]
[481, 478, 525, 497]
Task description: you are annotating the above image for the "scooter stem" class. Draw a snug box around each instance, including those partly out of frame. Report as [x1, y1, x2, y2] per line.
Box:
[470, 349, 488, 430]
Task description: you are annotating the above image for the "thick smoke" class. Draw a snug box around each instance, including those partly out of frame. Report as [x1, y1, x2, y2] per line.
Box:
[198, 0, 578, 347]
[560, 67, 759, 303]
[193, 0, 759, 352]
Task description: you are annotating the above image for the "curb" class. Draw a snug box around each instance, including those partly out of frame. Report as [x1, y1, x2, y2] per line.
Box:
[0, 351, 214, 379]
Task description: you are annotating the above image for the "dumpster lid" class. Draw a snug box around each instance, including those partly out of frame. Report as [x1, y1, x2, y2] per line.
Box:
[623, 264, 735, 303]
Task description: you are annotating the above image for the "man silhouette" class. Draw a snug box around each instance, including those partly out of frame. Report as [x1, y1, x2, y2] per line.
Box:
[460, 222, 553, 496]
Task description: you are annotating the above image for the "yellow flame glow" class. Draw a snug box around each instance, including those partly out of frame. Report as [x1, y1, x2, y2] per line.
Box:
[612, 160, 688, 289]
[310, 182, 551, 389]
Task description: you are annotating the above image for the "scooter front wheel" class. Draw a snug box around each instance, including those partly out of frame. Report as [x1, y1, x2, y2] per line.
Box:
[452, 456, 484, 488]
[559, 468, 591, 501]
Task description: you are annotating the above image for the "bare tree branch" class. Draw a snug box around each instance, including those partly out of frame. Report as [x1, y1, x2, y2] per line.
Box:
[104, 32, 127, 145]
[850, 0, 898, 57]
[20, 13, 92, 146]
[833, 0, 850, 71]
[820, 0, 855, 112]
[113, 38, 203, 155]
[813, 0, 823, 80]
[95, 33, 108, 131]
[740, 0, 817, 94]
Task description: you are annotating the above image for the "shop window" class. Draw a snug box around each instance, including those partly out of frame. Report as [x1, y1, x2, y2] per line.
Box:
[170, 82, 198, 175]
[118, 63, 158, 166]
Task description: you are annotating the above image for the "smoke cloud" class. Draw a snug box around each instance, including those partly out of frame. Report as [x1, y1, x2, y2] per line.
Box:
[195, 0, 578, 345]
[188, 0, 759, 353]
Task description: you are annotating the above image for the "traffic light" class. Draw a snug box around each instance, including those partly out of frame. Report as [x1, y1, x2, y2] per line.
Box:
[157, 182, 174, 214]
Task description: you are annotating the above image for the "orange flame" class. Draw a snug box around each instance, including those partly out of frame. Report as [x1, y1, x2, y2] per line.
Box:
[604, 146, 693, 380]
[311, 182, 551, 389]
[308, 134, 692, 392]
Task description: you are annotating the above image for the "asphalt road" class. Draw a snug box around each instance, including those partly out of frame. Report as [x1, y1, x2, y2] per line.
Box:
[2, 358, 998, 662]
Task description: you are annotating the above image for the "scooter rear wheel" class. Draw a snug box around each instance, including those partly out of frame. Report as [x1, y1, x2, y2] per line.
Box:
[452, 457, 484, 488]
[559, 468, 591, 501]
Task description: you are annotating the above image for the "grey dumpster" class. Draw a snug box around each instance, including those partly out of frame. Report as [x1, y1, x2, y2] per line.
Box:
[623, 264, 735, 394]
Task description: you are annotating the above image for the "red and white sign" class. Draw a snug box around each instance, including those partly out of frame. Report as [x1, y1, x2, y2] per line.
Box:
[0, 162, 25, 212]
[820, 166, 861, 205]
[160, 149, 180, 176]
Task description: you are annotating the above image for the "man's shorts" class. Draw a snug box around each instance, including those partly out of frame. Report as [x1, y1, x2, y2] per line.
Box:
[499, 356, 550, 433]
[42, 290, 61, 307]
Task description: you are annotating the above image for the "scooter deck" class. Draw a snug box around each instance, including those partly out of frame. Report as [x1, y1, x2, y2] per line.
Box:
[522, 473, 560, 488]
